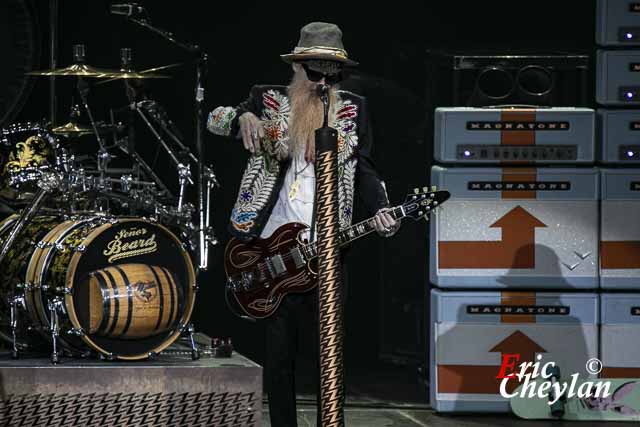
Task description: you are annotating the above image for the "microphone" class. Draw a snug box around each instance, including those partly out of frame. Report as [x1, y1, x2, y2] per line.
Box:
[110, 3, 145, 17]
[316, 84, 329, 98]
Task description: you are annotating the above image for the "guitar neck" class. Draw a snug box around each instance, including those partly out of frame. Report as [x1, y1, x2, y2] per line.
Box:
[303, 205, 406, 259]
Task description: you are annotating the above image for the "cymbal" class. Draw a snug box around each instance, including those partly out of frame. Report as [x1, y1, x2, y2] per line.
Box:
[51, 121, 123, 137]
[51, 121, 94, 136]
[27, 63, 120, 77]
[96, 63, 180, 85]
[103, 69, 170, 79]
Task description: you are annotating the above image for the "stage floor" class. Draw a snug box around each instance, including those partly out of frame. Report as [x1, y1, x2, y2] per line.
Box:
[263, 402, 619, 426]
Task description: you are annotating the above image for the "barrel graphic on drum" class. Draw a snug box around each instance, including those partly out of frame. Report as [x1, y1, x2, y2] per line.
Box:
[81, 264, 182, 339]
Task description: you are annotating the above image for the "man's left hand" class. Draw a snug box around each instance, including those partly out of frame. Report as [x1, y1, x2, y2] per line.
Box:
[373, 208, 401, 238]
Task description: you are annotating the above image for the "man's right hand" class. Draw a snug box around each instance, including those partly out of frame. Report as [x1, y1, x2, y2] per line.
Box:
[238, 112, 265, 153]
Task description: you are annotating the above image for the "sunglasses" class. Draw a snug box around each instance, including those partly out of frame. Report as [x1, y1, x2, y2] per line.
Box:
[301, 63, 343, 85]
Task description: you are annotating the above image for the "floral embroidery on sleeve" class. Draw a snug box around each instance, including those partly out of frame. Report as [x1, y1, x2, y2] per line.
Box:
[207, 106, 237, 136]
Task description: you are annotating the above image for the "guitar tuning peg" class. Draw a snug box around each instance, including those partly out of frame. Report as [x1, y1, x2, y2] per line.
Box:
[413, 188, 419, 194]
[431, 185, 437, 192]
[418, 211, 424, 216]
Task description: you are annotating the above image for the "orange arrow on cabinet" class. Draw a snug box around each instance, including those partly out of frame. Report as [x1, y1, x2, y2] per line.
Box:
[437, 330, 547, 394]
[600, 241, 640, 269]
[438, 206, 547, 269]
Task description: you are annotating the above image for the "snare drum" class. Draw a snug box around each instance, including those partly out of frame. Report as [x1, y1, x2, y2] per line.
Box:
[0, 214, 196, 360]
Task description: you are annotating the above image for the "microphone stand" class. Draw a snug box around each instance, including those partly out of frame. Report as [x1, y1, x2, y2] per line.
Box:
[126, 15, 215, 271]
[314, 84, 345, 427]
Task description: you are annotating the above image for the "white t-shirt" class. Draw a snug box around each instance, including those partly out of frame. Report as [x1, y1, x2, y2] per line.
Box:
[260, 152, 315, 239]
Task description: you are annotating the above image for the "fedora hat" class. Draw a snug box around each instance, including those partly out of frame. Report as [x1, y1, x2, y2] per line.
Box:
[281, 22, 358, 66]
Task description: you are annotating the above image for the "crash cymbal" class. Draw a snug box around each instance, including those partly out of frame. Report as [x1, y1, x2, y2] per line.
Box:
[51, 121, 94, 136]
[96, 64, 179, 85]
[104, 69, 170, 79]
[27, 63, 120, 77]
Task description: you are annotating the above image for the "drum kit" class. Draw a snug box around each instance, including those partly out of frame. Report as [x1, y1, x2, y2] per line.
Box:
[0, 40, 218, 363]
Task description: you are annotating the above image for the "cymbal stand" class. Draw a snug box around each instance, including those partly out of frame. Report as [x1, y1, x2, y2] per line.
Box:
[73, 45, 110, 190]
[126, 14, 211, 269]
[109, 49, 174, 199]
[136, 99, 219, 244]
[137, 100, 220, 187]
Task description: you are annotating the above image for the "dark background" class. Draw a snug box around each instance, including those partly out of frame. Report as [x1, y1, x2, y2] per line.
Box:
[10, 0, 596, 401]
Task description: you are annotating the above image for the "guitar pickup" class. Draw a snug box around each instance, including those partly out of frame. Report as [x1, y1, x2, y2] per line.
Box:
[269, 254, 287, 277]
[290, 247, 306, 269]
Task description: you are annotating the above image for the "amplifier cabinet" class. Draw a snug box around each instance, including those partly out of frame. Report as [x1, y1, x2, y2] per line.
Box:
[434, 107, 595, 165]
[598, 109, 640, 163]
[600, 293, 640, 378]
[430, 289, 598, 413]
[426, 51, 589, 108]
[430, 166, 600, 289]
[597, 0, 640, 46]
[600, 169, 640, 289]
[597, 50, 640, 105]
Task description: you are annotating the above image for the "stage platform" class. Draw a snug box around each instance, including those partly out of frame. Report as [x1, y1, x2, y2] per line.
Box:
[0, 351, 262, 427]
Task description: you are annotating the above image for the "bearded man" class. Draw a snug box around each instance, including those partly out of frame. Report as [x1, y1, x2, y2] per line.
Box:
[207, 22, 400, 427]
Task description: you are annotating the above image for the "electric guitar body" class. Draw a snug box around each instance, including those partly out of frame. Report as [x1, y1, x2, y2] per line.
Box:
[225, 222, 316, 319]
[224, 188, 450, 319]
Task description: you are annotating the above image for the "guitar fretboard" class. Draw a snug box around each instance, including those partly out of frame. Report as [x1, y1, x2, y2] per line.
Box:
[302, 205, 405, 259]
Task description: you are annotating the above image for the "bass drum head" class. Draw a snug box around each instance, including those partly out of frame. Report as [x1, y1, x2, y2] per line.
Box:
[65, 218, 196, 360]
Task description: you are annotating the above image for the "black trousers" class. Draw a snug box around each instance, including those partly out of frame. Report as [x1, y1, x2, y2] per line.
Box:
[265, 264, 348, 427]
[265, 292, 319, 427]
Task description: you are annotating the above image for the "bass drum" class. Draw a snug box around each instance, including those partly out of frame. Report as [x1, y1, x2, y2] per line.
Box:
[0, 215, 196, 360]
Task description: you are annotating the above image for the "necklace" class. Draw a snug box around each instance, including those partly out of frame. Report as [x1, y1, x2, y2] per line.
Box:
[288, 159, 311, 200]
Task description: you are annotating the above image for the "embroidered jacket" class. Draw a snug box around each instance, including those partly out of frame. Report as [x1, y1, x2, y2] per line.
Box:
[208, 85, 389, 241]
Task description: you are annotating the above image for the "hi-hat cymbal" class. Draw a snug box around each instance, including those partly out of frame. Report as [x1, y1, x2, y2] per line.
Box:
[96, 63, 180, 85]
[51, 121, 94, 136]
[51, 121, 123, 137]
[27, 63, 120, 77]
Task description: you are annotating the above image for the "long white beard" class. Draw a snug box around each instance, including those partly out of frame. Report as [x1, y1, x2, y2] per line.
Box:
[287, 71, 337, 162]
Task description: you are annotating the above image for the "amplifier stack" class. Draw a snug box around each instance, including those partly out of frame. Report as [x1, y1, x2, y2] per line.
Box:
[428, 1, 640, 414]
[428, 106, 598, 412]
[595, 0, 640, 382]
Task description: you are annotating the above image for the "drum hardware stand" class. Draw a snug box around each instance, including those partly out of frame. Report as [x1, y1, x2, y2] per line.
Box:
[72, 44, 113, 194]
[135, 99, 220, 188]
[133, 104, 195, 195]
[187, 323, 200, 360]
[0, 173, 58, 265]
[123, 13, 211, 270]
[126, 150, 172, 197]
[206, 169, 218, 246]
[177, 163, 191, 212]
[48, 297, 63, 364]
[9, 294, 24, 359]
[72, 46, 107, 156]
[49, 0, 58, 125]
[99, 352, 115, 361]
[134, 99, 219, 246]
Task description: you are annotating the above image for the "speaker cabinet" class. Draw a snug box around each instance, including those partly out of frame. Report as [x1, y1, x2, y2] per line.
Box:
[426, 50, 590, 108]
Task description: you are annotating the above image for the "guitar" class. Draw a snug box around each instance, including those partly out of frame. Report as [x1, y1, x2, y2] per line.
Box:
[224, 187, 450, 319]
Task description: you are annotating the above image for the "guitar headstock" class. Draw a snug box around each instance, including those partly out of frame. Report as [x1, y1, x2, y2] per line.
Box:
[402, 186, 450, 221]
